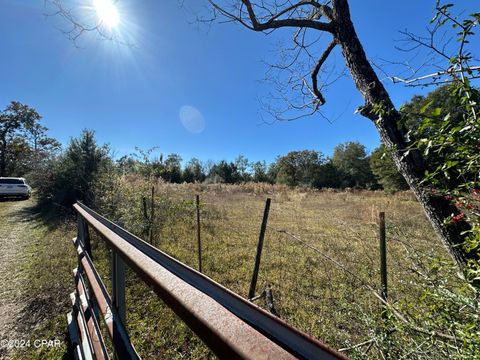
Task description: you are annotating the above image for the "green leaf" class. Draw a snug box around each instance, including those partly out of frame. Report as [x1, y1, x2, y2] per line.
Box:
[432, 107, 442, 117]
[420, 100, 434, 114]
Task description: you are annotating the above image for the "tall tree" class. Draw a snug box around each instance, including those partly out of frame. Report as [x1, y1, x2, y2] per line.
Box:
[311, 161, 342, 189]
[370, 144, 409, 192]
[332, 142, 376, 189]
[251, 160, 270, 183]
[275, 150, 324, 186]
[234, 155, 251, 182]
[0, 101, 41, 176]
[183, 158, 206, 183]
[208, 0, 479, 281]
[40, 129, 111, 207]
[164, 153, 183, 183]
[208, 160, 239, 183]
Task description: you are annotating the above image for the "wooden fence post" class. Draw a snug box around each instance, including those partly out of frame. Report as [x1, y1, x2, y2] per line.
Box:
[196, 194, 202, 273]
[149, 186, 155, 244]
[248, 198, 271, 300]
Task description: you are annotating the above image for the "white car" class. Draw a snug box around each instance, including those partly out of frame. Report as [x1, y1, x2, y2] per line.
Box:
[0, 177, 32, 199]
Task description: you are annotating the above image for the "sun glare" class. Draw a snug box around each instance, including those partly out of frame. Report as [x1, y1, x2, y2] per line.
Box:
[93, 0, 120, 29]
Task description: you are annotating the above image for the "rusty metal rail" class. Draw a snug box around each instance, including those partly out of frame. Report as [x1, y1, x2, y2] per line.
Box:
[72, 267, 108, 359]
[67, 201, 348, 360]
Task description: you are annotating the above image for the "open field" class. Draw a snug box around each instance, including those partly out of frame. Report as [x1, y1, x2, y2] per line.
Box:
[89, 181, 473, 359]
[3, 183, 477, 359]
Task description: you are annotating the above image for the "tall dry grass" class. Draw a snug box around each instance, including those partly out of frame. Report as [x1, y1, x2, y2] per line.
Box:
[87, 179, 477, 359]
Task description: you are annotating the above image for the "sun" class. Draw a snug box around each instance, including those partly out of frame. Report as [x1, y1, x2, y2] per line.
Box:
[93, 0, 120, 29]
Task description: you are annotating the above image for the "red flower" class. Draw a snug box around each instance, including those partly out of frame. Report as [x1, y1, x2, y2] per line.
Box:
[444, 195, 454, 200]
[473, 188, 480, 195]
[452, 213, 466, 223]
[455, 202, 464, 207]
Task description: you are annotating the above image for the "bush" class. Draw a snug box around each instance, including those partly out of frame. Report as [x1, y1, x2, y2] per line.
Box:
[35, 129, 112, 211]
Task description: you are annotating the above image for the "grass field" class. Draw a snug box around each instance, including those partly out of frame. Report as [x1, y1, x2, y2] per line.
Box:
[90, 181, 472, 359]
[4, 182, 478, 359]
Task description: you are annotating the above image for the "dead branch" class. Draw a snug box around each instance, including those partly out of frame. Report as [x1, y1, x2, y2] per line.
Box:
[207, 0, 338, 121]
[339, 328, 396, 352]
[391, 66, 480, 86]
[312, 40, 336, 106]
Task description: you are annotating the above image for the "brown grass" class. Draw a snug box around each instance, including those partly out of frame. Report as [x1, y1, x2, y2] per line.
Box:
[90, 180, 462, 359]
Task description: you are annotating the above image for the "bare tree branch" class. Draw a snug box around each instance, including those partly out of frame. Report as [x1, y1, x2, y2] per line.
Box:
[242, 0, 333, 32]
[44, 0, 133, 47]
[208, 0, 334, 33]
[391, 66, 480, 86]
[312, 39, 336, 106]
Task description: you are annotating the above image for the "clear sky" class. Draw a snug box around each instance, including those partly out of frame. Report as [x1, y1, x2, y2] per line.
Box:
[0, 1, 475, 164]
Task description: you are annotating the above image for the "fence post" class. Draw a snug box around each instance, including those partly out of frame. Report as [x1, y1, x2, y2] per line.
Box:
[149, 186, 155, 244]
[196, 195, 202, 273]
[142, 196, 150, 236]
[379, 212, 388, 313]
[248, 198, 271, 300]
[112, 221, 126, 326]
[77, 216, 92, 260]
[112, 252, 126, 324]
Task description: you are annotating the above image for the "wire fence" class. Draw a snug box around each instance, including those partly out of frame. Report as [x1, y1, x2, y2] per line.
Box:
[92, 182, 469, 359]
[129, 189, 389, 353]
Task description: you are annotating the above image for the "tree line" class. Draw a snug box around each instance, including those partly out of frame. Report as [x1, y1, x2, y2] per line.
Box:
[114, 142, 406, 192]
[1, 103, 409, 209]
[0, 84, 469, 210]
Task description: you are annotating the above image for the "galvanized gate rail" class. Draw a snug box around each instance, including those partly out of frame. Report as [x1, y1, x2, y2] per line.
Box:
[67, 201, 348, 360]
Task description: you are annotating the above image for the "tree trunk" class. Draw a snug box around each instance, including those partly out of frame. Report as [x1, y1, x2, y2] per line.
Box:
[332, 0, 475, 274]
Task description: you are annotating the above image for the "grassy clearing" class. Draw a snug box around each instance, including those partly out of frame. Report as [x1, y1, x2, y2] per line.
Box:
[4, 182, 477, 359]
[89, 180, 474, 359]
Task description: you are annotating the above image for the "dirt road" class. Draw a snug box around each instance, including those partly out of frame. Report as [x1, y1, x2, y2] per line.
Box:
[0, 199, 37, 358]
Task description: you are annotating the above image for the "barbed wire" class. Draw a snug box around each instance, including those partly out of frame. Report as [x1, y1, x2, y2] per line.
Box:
[135, 191, 472, 354]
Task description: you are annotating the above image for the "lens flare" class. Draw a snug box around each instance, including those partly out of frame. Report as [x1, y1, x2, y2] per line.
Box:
[93, 0, 120, 28]
[180, 105, 206, 134]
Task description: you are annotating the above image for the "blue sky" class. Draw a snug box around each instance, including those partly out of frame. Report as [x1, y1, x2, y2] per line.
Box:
[0, 1, 475, 164]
